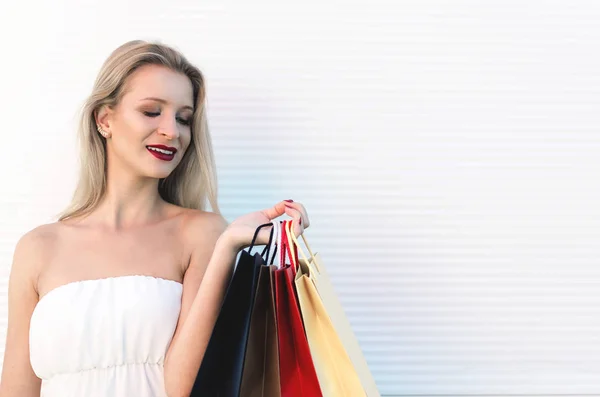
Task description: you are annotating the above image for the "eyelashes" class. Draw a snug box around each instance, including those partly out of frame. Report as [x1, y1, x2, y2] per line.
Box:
[143, 111, 191, 126]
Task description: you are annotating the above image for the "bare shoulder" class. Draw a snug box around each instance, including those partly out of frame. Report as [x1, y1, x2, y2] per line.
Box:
[12, 223, 59, 289]
[179, 209, 229, 272]
[0, 223, 59, 395]
[182, 209, 229, 239]
[17, 222, 58, 248]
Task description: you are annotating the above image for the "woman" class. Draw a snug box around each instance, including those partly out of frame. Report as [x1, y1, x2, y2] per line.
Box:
[0, 39, 310, 397]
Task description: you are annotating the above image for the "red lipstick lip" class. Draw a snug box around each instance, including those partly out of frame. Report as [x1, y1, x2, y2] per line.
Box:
[147, 147, 175, 161]
[146, 144, 177, 153]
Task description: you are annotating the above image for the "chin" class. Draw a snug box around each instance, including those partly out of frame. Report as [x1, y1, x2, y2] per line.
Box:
[151, 170, 175, 180]
[143, 165, 177, 180]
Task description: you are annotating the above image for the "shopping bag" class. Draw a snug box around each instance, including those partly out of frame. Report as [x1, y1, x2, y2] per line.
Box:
[191, 222, 273, 396]
[286, 220, 381, 397]
[239, 228, 281, 396]
[280, 220, 365, 396]
[275, 220, 322, 397]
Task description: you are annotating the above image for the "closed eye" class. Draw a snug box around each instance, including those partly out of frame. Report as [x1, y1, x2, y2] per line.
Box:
[143, 111, 191, 126]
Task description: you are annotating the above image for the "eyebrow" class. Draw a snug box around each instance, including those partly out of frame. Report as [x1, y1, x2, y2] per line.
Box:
[140, 97, 194, 112]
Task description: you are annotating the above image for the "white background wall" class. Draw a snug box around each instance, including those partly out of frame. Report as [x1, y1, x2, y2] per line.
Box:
[1, 1, 600, 395]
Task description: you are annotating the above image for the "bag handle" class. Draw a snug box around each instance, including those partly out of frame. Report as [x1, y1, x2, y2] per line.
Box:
[269, 219, 282, 268]
[279, 220, 289, 270]
[249, 222, 274, 253]
[260, 223, 275, 258]
[249, 222, 280, 266]
[285, 219, 321, 274]
[280, 220, 298, 271]
[287, 220, 300, 268]
[283, 219, 315, 275]
[279, 220, 299, 274]
[278, 220, 287, 269]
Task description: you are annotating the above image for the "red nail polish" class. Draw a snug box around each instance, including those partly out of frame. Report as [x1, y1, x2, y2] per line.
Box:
[299, 219, 302, 225]
[284, 199, 293, 203]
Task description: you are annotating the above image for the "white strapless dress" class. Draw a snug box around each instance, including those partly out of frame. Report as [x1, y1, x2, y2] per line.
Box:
[29, 275, 183, 397]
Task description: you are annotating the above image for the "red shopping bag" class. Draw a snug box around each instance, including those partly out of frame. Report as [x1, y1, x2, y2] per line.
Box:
[275, 220, 322, 397]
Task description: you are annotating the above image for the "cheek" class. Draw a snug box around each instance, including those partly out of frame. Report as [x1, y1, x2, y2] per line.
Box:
[123, 109, 146, 126]
[120, 112, 151, 140]
[182, 131, 192, 150]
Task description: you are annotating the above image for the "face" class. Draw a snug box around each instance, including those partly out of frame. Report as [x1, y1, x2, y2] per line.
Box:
[96, 64, 194, 180]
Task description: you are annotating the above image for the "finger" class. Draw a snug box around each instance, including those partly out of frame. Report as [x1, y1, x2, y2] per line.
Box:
[284, 201, 310, 229]
[261, 201, 288, 220]
[283, 206, 304, 237]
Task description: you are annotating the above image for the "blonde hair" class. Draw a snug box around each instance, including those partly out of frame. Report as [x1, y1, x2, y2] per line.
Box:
[56, 39, 221, 221]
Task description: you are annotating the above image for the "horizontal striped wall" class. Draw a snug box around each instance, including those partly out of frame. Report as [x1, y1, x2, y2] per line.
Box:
[1, 1, 600, 395]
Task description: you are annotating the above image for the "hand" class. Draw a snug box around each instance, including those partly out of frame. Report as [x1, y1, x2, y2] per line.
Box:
[221, 200, 311, 252]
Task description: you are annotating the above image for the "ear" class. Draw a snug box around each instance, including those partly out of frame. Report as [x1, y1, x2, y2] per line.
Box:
[95, 104, 115, 133]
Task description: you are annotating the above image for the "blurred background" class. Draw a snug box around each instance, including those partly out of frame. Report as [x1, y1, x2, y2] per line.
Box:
[1, 1, 600, 395]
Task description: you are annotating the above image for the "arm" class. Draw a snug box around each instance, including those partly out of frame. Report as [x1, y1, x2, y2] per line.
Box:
[163, 200, 305, 397]
[0, 228, 48, 397]
[163, 211, 238, 397]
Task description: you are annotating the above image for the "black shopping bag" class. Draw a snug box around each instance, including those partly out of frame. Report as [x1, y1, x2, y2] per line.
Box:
[190, 222, 276, 397]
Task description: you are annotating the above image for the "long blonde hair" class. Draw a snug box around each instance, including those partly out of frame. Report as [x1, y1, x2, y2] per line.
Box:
[56, 39, 221, 221]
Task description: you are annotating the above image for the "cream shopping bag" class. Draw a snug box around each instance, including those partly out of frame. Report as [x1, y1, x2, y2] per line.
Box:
[284, 220, 380, 397]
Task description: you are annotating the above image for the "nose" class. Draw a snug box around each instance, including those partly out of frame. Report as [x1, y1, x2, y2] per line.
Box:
[158, 117, 180, 140]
